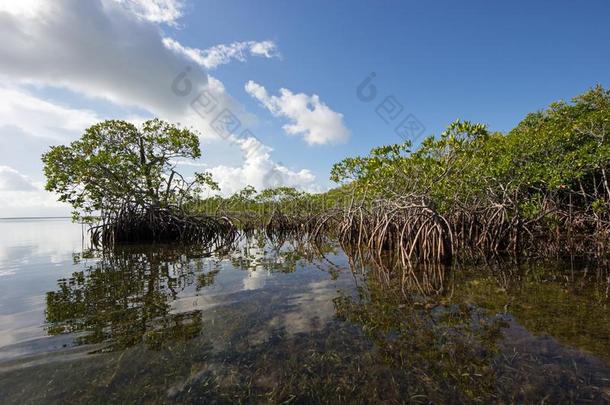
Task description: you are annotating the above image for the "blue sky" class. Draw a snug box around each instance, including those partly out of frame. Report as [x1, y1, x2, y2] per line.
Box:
[178, 0, 610, 186]
[0, 0, 609, 216]
[178, 0, 610, 165]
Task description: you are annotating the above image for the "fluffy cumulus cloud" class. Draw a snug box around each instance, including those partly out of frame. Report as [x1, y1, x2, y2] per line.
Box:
[0, 0, 278, 127]
[245, 81, 349, 145]
[207, 136, 316, 195]
[0, 0, 208, 119]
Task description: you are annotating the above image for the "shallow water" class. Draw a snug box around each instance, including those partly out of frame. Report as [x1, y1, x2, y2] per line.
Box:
[0, 218, 608, 403]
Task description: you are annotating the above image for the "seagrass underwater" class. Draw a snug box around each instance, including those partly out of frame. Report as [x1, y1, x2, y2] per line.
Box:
[0, 218, 608, 403]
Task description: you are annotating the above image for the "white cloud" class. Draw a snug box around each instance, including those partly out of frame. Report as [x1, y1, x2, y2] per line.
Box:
[0, 0, 271, 137]
[0, 0, 45, 17]
[0, 0, 206, 119]
[0, 0, 185, 23]
[163, 38, 280, 70]
[0, 0, 319, 215]
[0, 92, 113, 216]
[0, 188, 70, 217]
[0, 166, 71, 217]
[245, 81, 349, 145]
[0, 86, 99, 142]
[112, 0, 185, 25]
[0, 85, 104, 216]
[0, 166, 37, 191]
[0, 86, 101, 199]
[0, 0, 246, 144]
[208, 136, 316, 195]
[249, 41, 278, 58]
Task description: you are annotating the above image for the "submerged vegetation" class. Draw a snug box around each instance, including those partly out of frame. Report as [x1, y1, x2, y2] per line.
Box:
[14, 232, 606, 403]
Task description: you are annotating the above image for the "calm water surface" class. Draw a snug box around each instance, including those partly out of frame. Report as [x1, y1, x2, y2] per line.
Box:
[0, 218, 608, 403]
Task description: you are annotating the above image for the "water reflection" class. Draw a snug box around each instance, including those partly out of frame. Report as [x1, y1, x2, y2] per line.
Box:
[0, 218, 84, 273]
[45, 246, 211, 351]
[0, 218, 84, 352]
[43, 234, 343, 352]
[0, 223, 609, 403]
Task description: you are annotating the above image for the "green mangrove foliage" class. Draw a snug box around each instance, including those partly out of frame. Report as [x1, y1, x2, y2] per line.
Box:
[41, 87, 610, 260]
[42, 119, 230, 243]
[330, 86, 610, 260]
[190, 86, 610, 261]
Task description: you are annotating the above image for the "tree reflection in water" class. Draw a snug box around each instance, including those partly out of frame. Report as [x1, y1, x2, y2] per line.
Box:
[45, 245, 209, 351]
[44, 233, 340, 352]
[31, 234, 609, 403]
